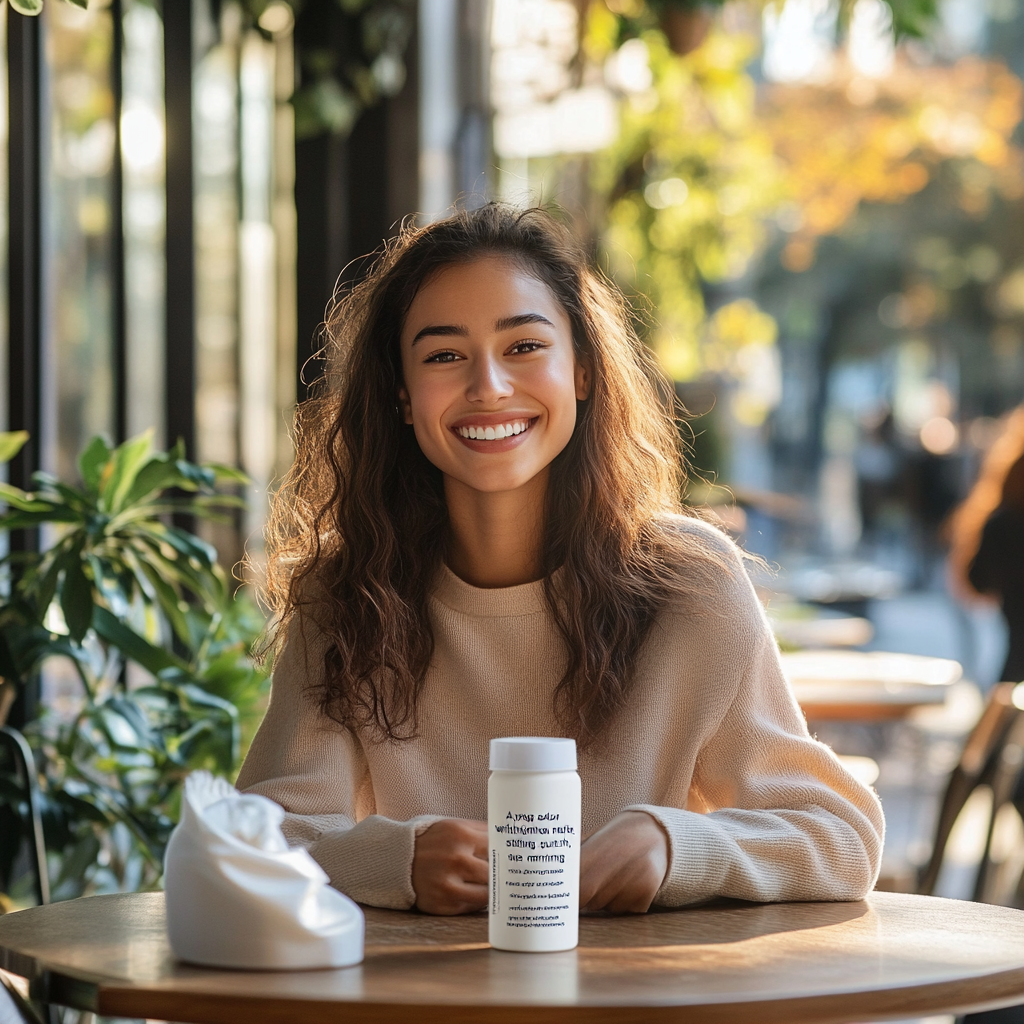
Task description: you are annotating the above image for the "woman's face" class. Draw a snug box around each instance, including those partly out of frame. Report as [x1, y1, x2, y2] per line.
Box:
[399, 255, 589, 497]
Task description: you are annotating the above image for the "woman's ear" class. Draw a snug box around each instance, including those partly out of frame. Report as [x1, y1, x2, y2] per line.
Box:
[574, 356, 592, 401]
[398, 386, 414, 425]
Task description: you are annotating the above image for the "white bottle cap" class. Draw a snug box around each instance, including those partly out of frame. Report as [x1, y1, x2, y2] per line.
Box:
[489, 737, 577, 772]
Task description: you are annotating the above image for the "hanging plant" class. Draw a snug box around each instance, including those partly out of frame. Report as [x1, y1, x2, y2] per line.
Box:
[290, 0, 416, 141]
[608, 0, 939, 57]
[9, 0, 86, 13]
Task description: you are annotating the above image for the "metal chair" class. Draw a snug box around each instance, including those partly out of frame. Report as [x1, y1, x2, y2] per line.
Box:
[918, 684, 1024, 1024]
[0, 726, 49, 907]
[918, 682, 1024, 905]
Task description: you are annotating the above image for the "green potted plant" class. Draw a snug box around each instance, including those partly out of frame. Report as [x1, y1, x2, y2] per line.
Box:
[0, 431, 270, 901]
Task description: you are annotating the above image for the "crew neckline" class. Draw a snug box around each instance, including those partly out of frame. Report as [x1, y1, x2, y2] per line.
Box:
[431, 563, 550, 617]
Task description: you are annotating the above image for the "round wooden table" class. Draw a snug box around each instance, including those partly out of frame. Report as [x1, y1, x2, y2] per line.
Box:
[2, 891, 1024, 1023]
[783, 650, 964, 721]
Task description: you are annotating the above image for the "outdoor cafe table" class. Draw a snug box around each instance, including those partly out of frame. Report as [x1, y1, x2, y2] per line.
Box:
[4, 892, 1024, 1023]
[783, 650, 964, 721]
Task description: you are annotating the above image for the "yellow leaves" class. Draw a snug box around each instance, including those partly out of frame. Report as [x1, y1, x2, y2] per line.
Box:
[584, 2, 622, 63]
[704, 299, 778, 358]
[764, 54, 1024, 271]
[654, 330, 701, 382]
[594, 21, 786, 381]
[993, 267, 1024, 317]
[702, 300, 782, 426]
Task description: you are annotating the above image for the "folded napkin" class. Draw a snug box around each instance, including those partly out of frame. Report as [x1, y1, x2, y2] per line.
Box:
[164, 771, 364, 969]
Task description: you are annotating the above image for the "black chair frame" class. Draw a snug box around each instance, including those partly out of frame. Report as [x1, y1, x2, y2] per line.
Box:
[0, 726, 49, 907]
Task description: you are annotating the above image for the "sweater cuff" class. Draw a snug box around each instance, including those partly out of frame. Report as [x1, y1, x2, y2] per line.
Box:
[309, 814, 445, 910]
[623, 803, 724, 908]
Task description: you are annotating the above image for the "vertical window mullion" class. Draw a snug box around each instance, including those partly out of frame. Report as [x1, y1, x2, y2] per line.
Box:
[111, 0, 126, 444]
[164, 0, 196, 461]
[5, 10, 42, 728]
[6, 11, 42, 496]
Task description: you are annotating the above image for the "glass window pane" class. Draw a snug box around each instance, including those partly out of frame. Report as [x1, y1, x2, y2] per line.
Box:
[123, 0, 166, 445]
[195, 17, 239, 472]
[44, 2, 115, 481]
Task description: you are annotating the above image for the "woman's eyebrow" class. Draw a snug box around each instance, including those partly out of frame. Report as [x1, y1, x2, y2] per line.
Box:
[411, 323, 468, 346]
[411, 312, 554, 345]
[495, 312, 554, 332]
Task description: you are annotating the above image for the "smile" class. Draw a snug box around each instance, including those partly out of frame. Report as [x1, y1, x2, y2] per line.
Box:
[454, 419, 533, 441]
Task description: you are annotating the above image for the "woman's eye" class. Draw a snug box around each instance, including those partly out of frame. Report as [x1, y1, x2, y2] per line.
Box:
[424, 350, 460, 364]
[510, 340, 545, 355]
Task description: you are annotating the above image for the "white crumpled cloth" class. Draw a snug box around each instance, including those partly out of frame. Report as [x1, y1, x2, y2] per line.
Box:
[164, 771, 364, 969]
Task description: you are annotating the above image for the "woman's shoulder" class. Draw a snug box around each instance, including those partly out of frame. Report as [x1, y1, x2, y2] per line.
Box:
[653, 512, 761, 619]
[658, 511, 741, 553]
[656, 511, 748, 578]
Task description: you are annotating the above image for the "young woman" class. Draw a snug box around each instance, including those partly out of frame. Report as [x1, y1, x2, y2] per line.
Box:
[949, 406, 1024, 684]
[237, 204, 883, 915]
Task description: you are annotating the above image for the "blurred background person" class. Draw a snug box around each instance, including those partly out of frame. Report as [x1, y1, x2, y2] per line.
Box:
[949, 407, 1024, 684]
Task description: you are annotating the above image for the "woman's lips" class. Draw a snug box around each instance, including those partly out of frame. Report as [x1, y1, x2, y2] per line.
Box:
[450, 416, 538, 452]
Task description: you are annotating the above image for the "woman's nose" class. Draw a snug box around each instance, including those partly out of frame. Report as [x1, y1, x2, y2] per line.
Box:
[466, 355, 514, 404]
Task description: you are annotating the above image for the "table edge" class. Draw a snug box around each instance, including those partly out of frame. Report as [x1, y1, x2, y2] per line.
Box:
[82, 965, 1024, 1024]
[6, 892, 1024, 1024]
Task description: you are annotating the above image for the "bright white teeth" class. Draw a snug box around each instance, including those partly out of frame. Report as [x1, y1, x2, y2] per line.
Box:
[457, 419, 530, 440]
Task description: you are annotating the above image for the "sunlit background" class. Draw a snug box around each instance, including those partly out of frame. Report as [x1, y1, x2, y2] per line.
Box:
[1, 0, 1024, 992]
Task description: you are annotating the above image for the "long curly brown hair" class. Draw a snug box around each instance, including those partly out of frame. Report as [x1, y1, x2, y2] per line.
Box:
[264, 203, 731, 745]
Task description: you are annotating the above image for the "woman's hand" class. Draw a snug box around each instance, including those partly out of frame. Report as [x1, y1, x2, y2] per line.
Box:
[412, 818, 489, 915]
[580, 810, 669, 914]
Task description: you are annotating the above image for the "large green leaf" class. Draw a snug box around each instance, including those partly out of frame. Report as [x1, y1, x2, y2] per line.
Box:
[0, 507, 80, 528]
[0, 431, 29, 464]
[151, 524, 219, 568]
[172, 460, 216, 491]
[91, 606, 186, 675]
[78, 436, 112, 494]
[206, 463, 250, 485]
[32, 475, 92, 516]
[0, 482, 58, 513]
[121, 457, 188, 508]
[134, 560, 191, 644]
[101, 431, 154, 514]
[30, 538, 79, 620]
[61, 557, 94, 643]
[86, 554, 133, 620]
[9, 0, 43, 15]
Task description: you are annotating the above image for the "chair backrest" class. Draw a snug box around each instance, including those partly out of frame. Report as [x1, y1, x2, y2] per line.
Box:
[0, 726, 49, 906]
[918, 682, 1024, 905]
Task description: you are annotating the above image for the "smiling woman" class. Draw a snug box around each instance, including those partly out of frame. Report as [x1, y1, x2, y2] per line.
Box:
[238, 203, 883, 920]
[398, 257, 588, 588]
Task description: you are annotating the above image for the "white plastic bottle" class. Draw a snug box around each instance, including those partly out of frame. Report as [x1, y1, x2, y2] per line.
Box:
[488, 736, 581, 952]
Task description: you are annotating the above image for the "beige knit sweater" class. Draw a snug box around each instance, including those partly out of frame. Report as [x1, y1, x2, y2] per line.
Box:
[237, 520, 884, 910]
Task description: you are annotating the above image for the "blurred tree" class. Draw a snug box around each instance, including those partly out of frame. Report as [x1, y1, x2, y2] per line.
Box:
[763, 57, 1024, 273]
[587, 1, 1023, 408]
[590, 17, 785, 397]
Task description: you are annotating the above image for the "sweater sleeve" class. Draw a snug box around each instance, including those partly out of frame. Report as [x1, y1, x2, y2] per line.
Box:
[628, 551, 885, 907]
[235, 617, 441, 909]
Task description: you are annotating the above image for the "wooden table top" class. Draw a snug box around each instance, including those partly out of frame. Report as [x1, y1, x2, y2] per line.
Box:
[3, 891, 1024, 1023]
[783, 650, 963, 721]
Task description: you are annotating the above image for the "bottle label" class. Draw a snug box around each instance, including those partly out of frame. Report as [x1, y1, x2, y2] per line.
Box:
[488, 805, 580, 948]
